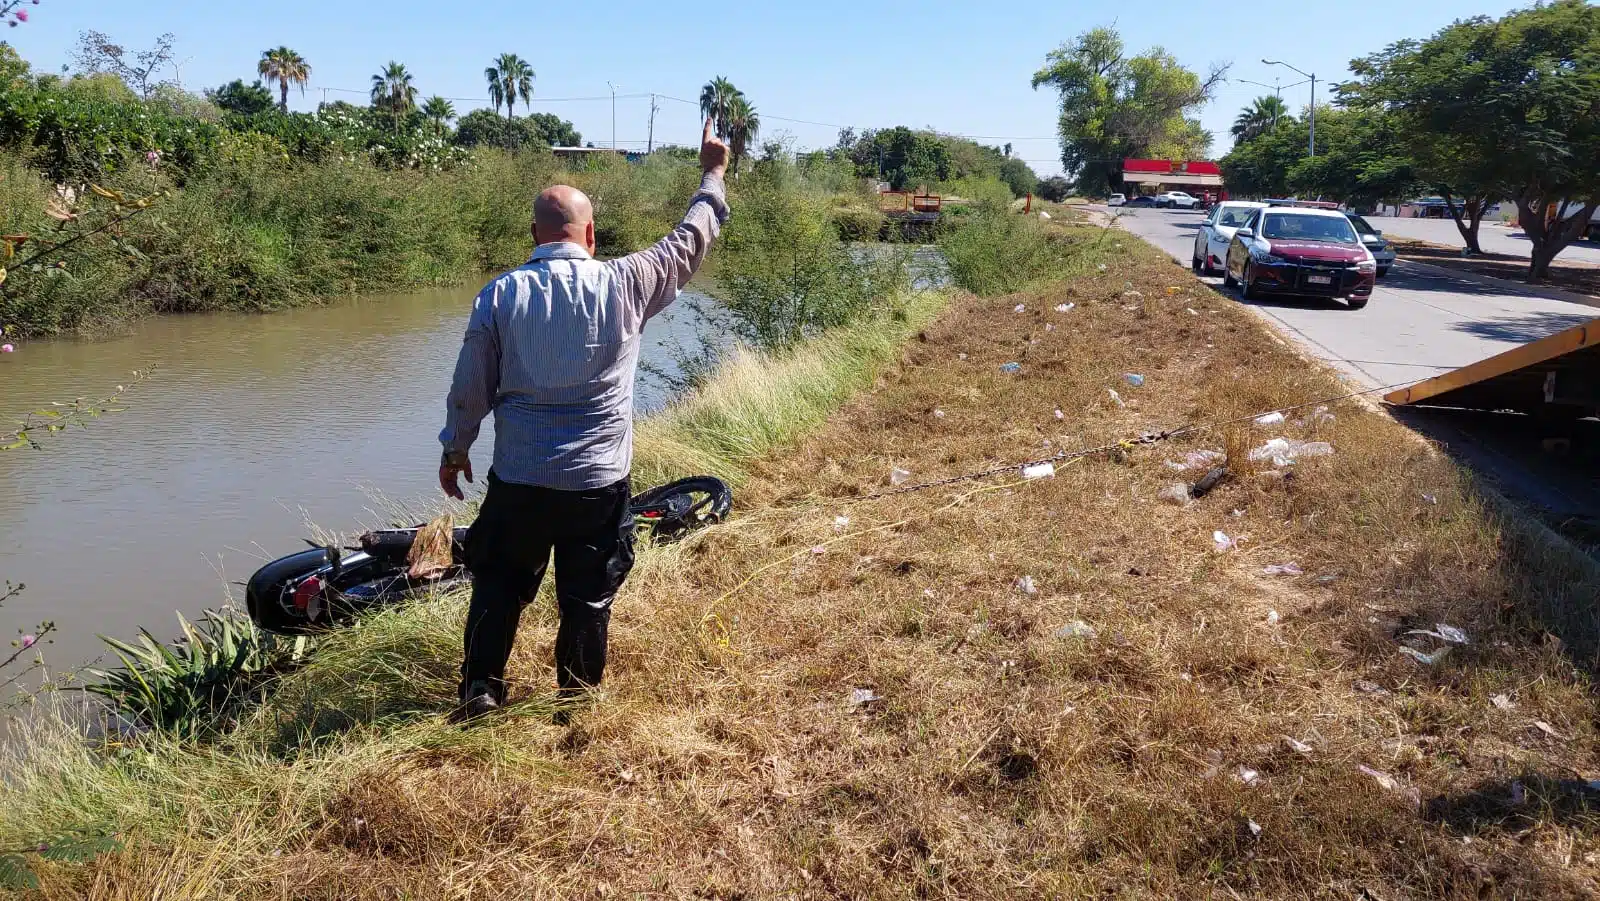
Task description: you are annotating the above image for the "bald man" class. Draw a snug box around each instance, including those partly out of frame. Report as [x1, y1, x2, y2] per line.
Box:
[439, 120, 730, 721]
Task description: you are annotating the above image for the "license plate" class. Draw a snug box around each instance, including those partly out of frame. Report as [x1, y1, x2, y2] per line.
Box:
[1307, 275, 1332, 285]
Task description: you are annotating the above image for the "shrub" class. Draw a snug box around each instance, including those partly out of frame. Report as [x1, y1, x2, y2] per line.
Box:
[937, 208, 1105, 295]
[1036, 175, 1072, 202]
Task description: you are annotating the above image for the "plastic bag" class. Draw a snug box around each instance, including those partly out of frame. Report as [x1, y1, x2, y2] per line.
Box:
[1248, 437, 1334, 467]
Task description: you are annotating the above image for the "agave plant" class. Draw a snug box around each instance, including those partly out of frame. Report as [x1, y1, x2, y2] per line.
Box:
[88, 611, 306, 738]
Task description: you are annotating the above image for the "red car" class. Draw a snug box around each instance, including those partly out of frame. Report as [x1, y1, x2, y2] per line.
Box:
[1223, 207, 1377, 309]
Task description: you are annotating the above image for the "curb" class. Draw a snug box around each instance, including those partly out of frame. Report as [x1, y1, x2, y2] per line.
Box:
[1394, 258, 1600, 311]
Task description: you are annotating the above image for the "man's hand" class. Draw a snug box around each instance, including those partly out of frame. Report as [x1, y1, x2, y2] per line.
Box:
[440, 451, 474, 500]
[700, 117, 728, 178]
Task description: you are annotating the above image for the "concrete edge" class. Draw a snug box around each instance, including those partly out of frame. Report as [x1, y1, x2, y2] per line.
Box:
[1394, 258, 1600, 311]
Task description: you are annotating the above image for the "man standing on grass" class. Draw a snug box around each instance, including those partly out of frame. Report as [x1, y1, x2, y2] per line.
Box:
[437, 119, 730, 722]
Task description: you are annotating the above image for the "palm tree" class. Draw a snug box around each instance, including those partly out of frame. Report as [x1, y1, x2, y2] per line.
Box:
[370, 61, 418, 130]
[726, 95, 760, 175]
[257, 46, 310, 113]
[1230, 95, 1291, 143]
[484, 53, 534, 118]
[422, 96, 455, 136]
[699, 76, 740, 140]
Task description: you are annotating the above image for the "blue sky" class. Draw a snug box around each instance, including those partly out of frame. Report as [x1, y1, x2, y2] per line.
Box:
[8, 0, 1529, 175]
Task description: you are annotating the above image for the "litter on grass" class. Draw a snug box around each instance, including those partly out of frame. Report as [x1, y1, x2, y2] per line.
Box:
[1266, 610, 1281, 625]
[932, 409, 946, 419]
[1124, 373, 1145, 387]
[849, 688, 880, 706]
[1158, 483, 1193, 505]
[1014, 303, 1026, 313]
[1053, 620, 1097, 640]
[1247, 819, 1263, 837]
[958, 353, 968, 360]
[1015, 575, 1039, 595]
[1021, 462, 1056, 480]
[1108, 389, 1125, 407]
[1263, 563, 1304, 576]
[1169, 449, 1226, 471]
[833, 516, 850, 530]
[1491, 694, 1516, 711]
[1187, 308, 1199, 315]
[1213, 530, 1238, 553]
[1045, 323, 1055, 332]
[1255, 412, 1286, 426]
[1249, 437, 1334, 467]
[1406, 623, 1469, 644]
[1097, 264, 1107, 271]
[890, 467, 912, 486]
[1054, 302, 1075, 313]
[1000, 362, 1021, 374]
[810, 545, 827, 555]
[1054, 408, 1065, 420]
[1533, 720, 1565, 740]
[1400, 645, 1450, 666]
[1235, 766, 1261, 786]
[1283, 736, 1313, 755]
[1358, 765, 1406, 796]
[1353, 680, 1389, 695]
[1422, 493, 1438, 505]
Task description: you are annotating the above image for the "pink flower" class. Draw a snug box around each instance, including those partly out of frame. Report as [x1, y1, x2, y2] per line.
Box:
[14, 10, 26, 21]
[19, 635, 34, 649]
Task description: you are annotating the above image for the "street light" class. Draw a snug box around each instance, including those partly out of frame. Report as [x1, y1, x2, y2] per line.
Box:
[1262, 59, 1316, 158]
[606, 81, 620, 150]
[1232, 77, 1311, 130]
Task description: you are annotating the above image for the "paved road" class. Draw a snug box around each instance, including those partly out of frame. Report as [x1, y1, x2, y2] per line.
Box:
[1366, 215, 1600, 266]
[1106, 206, 1600, 528]
[1108, 207, 1599, 390]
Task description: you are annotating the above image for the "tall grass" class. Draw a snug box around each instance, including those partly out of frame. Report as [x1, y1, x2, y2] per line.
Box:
[938, 207, 1116, 296]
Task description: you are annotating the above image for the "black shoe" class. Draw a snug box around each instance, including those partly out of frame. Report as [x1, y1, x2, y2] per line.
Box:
[450, 680, 500, 724]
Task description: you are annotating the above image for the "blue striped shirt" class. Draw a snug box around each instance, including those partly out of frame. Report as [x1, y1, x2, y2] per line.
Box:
[439, 174, 729, 490]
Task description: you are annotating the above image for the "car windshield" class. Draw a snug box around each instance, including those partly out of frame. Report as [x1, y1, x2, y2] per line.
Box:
[1347, 214, 1377, 237]
[1260, 213, 1358, 244]
[1217, 206, 1258, 227]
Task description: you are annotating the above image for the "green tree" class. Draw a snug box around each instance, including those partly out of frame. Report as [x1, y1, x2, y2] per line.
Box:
[1343, 0, 1600, 277]
[370, 61, 417, 131]
[484, 53, 534, 118]
[207, 78, 275, 116]
[421, 95, 455, 136]
[257, 46, 310, 113]
[726, 94, 760, 174]
[1032, 26, 1226, 195]
[998, 156, 1039, 197]
[1036, 175, 1071, 202]
[525, 112, 580, 147]
[699, 76, 740, 140]
[1230, 95, 1292, 143]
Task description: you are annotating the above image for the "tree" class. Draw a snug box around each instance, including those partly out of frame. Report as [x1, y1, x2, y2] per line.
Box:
[998, 156, 1039, 197]
[451, 108, 580, 150]
[1230, 95, 1291, 143]
[422, 95, 455, 136]
[699, 76, 740, 140]
[726, 94, 760, 174]
[1343, 0, 1600, 278]
[257, 47, 310, 113]
[1032, 26, 1226, 195]
[70, 30, 176, 99]
[1036, 175, 1071, 202]
[525, 112, 580, 147]
[484, 53, 534, 118]
[370, 61, 417, 131]
[208, 78, 275, 116]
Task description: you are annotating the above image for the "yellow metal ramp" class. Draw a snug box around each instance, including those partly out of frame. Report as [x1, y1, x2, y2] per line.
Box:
[1384, 317, 1600, 416]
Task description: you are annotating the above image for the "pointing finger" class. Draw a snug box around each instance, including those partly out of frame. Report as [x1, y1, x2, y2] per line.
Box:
[704, 117, 714, 142]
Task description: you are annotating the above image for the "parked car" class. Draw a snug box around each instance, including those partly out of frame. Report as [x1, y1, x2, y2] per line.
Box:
[1224, 207, 1376, 309]
[1124, 195, 1157, 208]
[1192, 201, 1268, 276]
[1156, 191, 1201, 209]
[1344, 212, 1395, 276]
[1108, 193, 1127, 207]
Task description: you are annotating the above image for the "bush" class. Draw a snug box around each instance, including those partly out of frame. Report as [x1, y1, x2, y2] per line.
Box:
[937, 208, 1104, 296]
[1036, 175, 1072, 202]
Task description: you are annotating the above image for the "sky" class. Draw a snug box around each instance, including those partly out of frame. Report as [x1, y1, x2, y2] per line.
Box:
[5, 0, 1533, 176]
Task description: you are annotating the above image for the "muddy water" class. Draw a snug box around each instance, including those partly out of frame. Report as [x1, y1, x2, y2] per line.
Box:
[0, 283, 707, 681]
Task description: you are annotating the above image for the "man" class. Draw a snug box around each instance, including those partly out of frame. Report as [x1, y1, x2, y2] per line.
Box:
[438, 118, 730, 721]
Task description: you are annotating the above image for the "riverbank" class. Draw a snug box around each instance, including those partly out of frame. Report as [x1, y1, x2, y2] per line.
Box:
[6, 225, 1600, 897]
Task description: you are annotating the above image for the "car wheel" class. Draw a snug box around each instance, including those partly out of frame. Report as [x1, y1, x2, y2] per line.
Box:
[1192, 255, 1202, 273]
[1223, 265, 1238, 288]
[1240, 264, 1258, 300]
[1347, 296, 1369, 310]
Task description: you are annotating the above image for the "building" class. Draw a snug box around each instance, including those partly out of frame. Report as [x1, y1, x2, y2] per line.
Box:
[1121, 159, 1225, 202]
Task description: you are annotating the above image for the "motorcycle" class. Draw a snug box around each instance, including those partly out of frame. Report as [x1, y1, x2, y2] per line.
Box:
[245, 476, 731, 635]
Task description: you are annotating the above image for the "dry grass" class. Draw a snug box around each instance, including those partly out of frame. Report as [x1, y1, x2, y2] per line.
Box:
[13, 232, 1600, 898]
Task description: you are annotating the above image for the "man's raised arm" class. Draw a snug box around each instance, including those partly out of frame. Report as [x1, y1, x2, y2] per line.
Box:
[614, 118, 732, 321]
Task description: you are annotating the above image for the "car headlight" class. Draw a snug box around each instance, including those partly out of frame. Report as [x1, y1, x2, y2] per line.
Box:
[1356, 260, 1377, 274]
[1251, 249, 1286, 264]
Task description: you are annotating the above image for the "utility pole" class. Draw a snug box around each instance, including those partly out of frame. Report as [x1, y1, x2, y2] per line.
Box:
[1262, 59, 1317, 157]
[647, 94, 659, 154]
[606, 81, 620, 150]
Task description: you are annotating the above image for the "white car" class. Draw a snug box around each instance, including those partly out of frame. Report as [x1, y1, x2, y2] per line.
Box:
[1156, 191, 1201, 209]
[1193, 201, 1269, 275]
[1108, 193, 1126, 207]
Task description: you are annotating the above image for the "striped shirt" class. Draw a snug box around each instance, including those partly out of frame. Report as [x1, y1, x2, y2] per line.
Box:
[439, 173, 730, 490]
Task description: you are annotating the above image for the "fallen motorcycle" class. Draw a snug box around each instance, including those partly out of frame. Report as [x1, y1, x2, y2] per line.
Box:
[245, 476, 731, 635]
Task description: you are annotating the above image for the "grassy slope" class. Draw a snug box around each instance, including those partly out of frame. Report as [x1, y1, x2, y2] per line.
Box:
[10, 230, 1600, 898]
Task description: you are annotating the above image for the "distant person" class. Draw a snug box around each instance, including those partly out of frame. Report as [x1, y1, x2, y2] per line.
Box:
[437, 119, 730, 722]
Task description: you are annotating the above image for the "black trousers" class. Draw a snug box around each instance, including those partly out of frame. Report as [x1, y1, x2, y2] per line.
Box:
[461, 471, 635, 702]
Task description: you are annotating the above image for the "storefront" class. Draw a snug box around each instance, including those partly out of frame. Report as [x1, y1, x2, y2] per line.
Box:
[1121, 159, 1226, 203]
